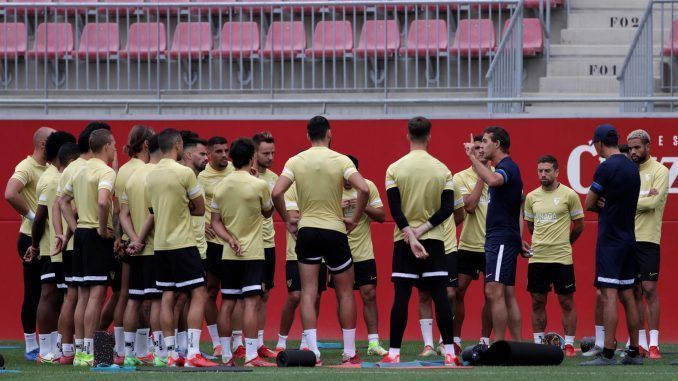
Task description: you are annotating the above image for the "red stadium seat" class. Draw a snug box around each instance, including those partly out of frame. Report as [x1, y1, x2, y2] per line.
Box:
[7, 0, 52, 16]
[53, 0, 98, 14]
[305, 20, 353, 59]
[148, 0, 185, 14]
[98, 0, 144, 15]
[0, 22, 27, 59]
[189, 0, 235, 14]
[354, 20, 400, 58]
[212, 21, 260, 59]
[663, 19, 678, 56]
[399, 19, 448, 57]
[170, 22, 213, 60]
[27, 22, 74, 60]
[449, 19, 495, 58]
[120, 22, 167, 60]
[261, 21, 305, 59]
[502, 18, 543, 56]
[239, 0, 283, 14]
[524, 0, 558, 8]
[77, 23, 119, 60]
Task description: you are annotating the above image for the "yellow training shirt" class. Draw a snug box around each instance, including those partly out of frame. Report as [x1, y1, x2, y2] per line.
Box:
[115, 158, 145, 241]
[453, 166, 490, 253]
[342, 179, 382, 262]
[259, 169, 279, 249]
[63, 158, 116, 230]
[442, 187, 465, 254]
[11, 155, 48, 236]
[385, 150, 454, 242]
[281, 147, 357, 234]
[145, 158, 202, 251]
[635, 157, 669, 244]
[120, 163, 155, 256]
[57, 157, 87, 251]
[197, 162, 234, 244]
[285, 185, 299, 261]
[209, 170, 273, 260]
[524, 184, 584, 265]
[36, 165, 60, 261]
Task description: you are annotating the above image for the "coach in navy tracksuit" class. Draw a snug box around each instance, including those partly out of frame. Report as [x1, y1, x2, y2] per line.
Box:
[582, 124, 643, 366]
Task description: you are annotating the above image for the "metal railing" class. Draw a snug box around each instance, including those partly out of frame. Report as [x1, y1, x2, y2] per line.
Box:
[618, 0, 655, 112]
[0, 0, 537, 112]
[486, 0, 521, 113]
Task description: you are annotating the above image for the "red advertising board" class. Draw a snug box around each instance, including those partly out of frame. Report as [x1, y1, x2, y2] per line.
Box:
[0, 118, 676, 341]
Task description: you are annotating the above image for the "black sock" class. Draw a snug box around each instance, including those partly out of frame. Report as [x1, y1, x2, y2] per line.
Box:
[627, 346, 639, 358]
[430, 283, 454, 345]
[602, 347, 615, 359]
[388, 282, 412, 349]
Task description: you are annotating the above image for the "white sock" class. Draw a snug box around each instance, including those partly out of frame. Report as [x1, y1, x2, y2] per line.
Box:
[303, 329, 320, 359]
[594, 325, 605, 348]
[187, 329, 202, 358]
[39, 334, 51, 357]
[342, 328, 356, 357]
[114, 326, 125, 356]
[388, 347, 400, 357]
[83, 338, 93, 355]
[164, 336, 176, 358]
[367, 334, 379, 346]
[135, 328, 149, 356]
[232, 330, 243, 349]
[154, 331, 166, 357]
[300, 332, 308, 349]
[177, 331, 188, 353]
[438, 336, 443, 345]
[533, 332, 545, 344]
[124, 331, 136, 357]
[625, 337, 631, 349]
[51, 332, 60, 356]
[639, 329, 648, 350]
[565, 335, 575, 346]
[75, 339, 84, 354]
[257, 330, 265, 349]
[62, 343, 74, 357]
[444, 344, 456, 356]
[479, 337, 490, 346]
[649, 330, 659, 347]
[419, 319, 434, 347]
[245, 338, 258, 362]
[25, 333, 38, 353]
[207, 324, 220, 349]
[454, 336, 462, 346]
[148, 336, 154, 353]
[220, 337, 233, 362]
[277, 334, 287, 350]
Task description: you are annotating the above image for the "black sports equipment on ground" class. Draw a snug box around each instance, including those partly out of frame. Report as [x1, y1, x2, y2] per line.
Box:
[580, 336, 595, 353]
[482, 341, 564, 366]
[93, 331, 115, 366]
[276, 350, 317, 367]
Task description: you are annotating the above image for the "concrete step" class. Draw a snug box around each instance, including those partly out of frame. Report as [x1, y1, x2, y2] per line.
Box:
[539, 75, 661, 94]
[560, 28, 666, 45]
[569, 0, 648, 10]
[567, 12, 646, 29]
[546, 58, 662, 77]
[550, 44, 634, 57]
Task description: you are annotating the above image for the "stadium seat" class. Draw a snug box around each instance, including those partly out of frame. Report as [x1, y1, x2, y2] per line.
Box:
[524, 0, 558, 8]
[305, 20, 353, 59]
[120, 22, 167, 60]
[354, 20, 400, 58]
[189, 0, 235, 14]
[285, 0, 331, 14]
[449, 19, 496, 58]
[212, 21, 260, 59]
[99, 0, 144, 15]
[169, 22, 213, 60]
[27, 22, 74, 60]
[663, 19, 678, 56]
[261, 21, 305, 59]
[0, 22, 27, 59]
[77, 23, 119, 60]
[399, 19, 449, 57]
[239, 0, 283, 14]
[148, 0, 184, 14]
[7, 0, 52, 16]
[502, 18, 543, 56]
[53, 0, 98, 14]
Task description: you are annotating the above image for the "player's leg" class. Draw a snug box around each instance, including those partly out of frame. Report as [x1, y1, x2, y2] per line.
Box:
[355, 259, 386, 356]
[527, 263, 548, 344]
[37, 260, 60, 363]
[217, 296, 236, 365]
[454, 275, 472, 340]
[18, 234, 41, 360]
[58, 285, 77, 363]
[111, 259, 129, 365]
[204, 242, 222, 356]
[276, 261, 301, 352]
[256, 247, 276, 357]
[231, 300, 244, 357]
[619, 287, 642, 358]
[530, 292, 547, 343]
[386, 240, 420, 362]
[438, 253, 459, 355]
[553, 264, 576, 356]
[637, 242, 660, 357]
[485, 283, 507, 341]
[177, 247, 211, 366]
[505, 286, 522, 341]
[416, 290, 435, 356]
[123, 257, 144, 366]
[298, 262, 321, 359]
[601, 287, 619, 351]
[99, 290, 118, 331]
[244, 294, 265, 365]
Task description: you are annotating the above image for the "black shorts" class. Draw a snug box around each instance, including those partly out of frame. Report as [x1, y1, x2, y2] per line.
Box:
[328, 259, 377, 290]
[457, 250, 485, 279]
[129, 256, 161, 300]
[446, 253, 459, 288]
[154, 246, 206, 292]
[62, 250, 75, 287]
[391, 239, 447, 289]
[264, 247, 276, 291]
[635, 242, 660, 282]
[205, 241, 223, 278]
[296, 227, 353, 274]
[74, 228, 115, 286]
[110, 258, 122, 292]
[285, 260, 327, 293]
[40, 257, 64, 287]
[527, 263, 576, 295]
[484, 242, 520, 286]
[595, 242, 636, 290]
[220, 259, 265, 299]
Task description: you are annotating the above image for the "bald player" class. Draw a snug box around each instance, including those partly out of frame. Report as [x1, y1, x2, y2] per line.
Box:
[5, 126, 55, 360]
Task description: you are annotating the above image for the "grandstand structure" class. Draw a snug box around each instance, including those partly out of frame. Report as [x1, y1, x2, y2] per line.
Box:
[0, 0, 675, 116]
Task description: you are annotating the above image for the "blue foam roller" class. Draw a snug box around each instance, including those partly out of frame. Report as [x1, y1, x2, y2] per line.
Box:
[317, 342, 342, 349]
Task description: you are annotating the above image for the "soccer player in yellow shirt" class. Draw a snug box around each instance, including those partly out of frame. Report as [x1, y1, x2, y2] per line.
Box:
[60, 129, 117, 366]
[5, 126, 54, 360]
[272, 116, 369, 366]
[627, 130, 669, 359]
[523, 155, 584, 357]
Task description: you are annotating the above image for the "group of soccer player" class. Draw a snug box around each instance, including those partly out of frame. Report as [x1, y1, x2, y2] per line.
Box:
[5, 116, 668, 368]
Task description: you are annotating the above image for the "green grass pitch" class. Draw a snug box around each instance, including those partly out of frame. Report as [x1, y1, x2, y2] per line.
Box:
[1, 341, 677, 380]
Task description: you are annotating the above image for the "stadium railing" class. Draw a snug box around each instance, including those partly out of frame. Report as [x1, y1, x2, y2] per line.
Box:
[0, 0, 547, 113]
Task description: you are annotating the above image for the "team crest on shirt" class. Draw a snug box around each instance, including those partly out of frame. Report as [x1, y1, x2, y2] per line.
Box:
[645, 174, 651, 181]
[553, 197, 561, 205]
